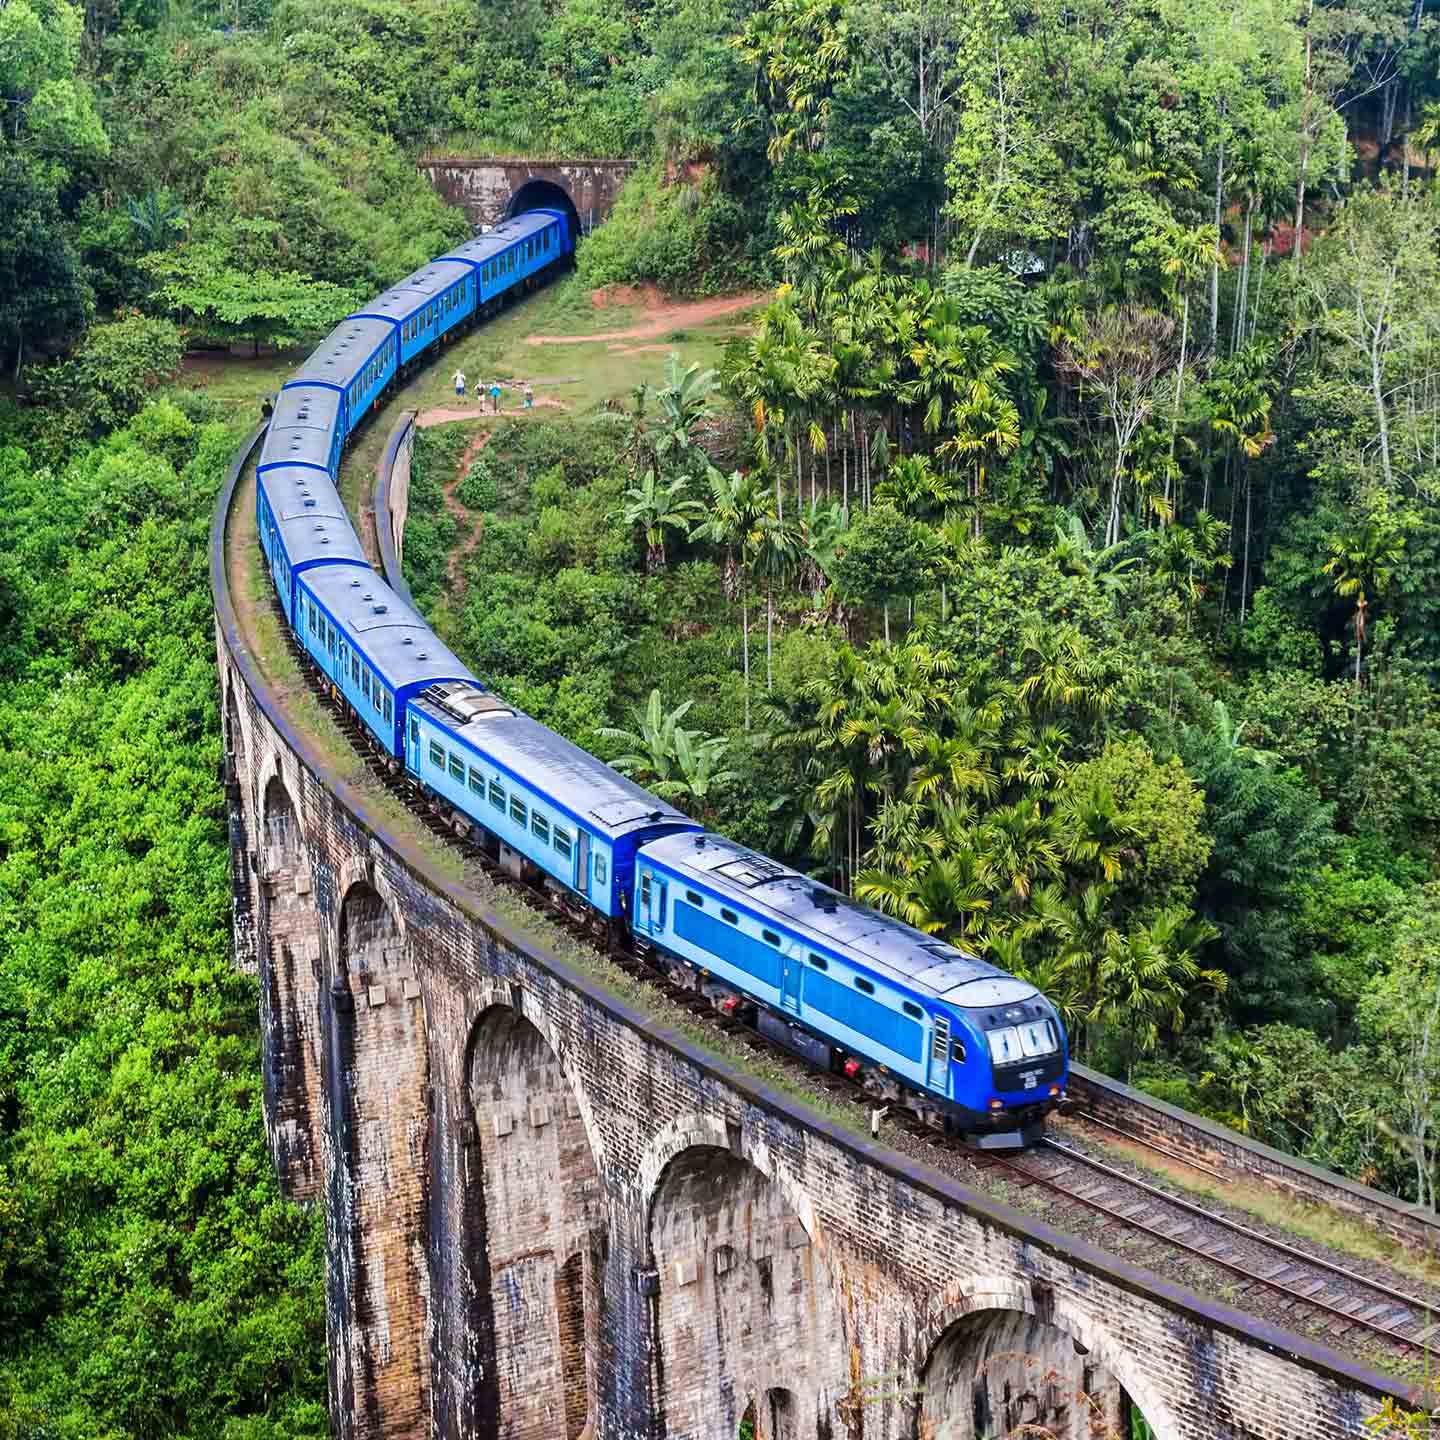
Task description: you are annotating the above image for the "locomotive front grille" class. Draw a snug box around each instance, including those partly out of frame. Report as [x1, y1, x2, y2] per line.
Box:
[993, 1051, 1065, 1094]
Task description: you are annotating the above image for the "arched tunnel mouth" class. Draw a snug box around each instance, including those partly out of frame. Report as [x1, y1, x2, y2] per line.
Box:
[506, 179, 581, 246]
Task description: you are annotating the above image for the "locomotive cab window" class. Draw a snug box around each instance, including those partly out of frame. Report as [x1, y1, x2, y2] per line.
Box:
[951, 1040, 967, 1063]
[594, 855, 607, 884]
[409, 718, 419, 744]
[854, 977, 875, 995]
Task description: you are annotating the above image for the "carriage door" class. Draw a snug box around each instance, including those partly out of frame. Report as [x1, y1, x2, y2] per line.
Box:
[780, 954, 802, 1014]
[577, 830, 592, 899]
[928, 1014, 952, 1094]
[407, 717, 422, 772]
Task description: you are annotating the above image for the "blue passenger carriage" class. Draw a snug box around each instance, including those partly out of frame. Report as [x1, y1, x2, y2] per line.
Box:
[258, 384, 343, 481]
[406, 685, 698, 919]
[294, 569, 475, 757]
[634, 833, 1068, 1143]
[256, 465, 369, 622]
[351, 260, 475, 370]
[440, 208, 571, 310]
[285, 316, 398, 444]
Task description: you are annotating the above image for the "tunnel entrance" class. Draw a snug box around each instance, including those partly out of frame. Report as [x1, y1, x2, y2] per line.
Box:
[506, 178, 581, 244]
[919, 1308, 1157, 1440]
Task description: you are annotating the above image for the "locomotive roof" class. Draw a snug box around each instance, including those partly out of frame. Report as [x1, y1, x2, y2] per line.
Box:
[412, 682, 697, 840]
[259, 421, 334, 473]
[439, 209, 563, 268]
[285, 317, 394, 391]
[301, 568, 475, 691]
[642, 832, 1032, 1005]
[353, 260, 474, 324]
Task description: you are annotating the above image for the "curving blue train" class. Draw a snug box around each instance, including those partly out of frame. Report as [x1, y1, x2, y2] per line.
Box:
[253, 204, 1069, 1147]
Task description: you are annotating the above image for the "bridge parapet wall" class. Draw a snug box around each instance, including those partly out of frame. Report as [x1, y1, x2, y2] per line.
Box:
[216, 431, 1419, 1440]
[1069, 1066, 1440, 1256]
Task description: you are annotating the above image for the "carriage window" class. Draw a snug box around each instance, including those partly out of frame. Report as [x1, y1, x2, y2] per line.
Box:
[489, 779, 505, 810]
[594, 854, 606, 884]
[384, 695, 393, 722]
[640, 872, 651, 903]
[448, 752, 464, 783]
[429, 740, 444, 768]
[903, 1001, 923, 1019]
[468, 767, 484, 796]
[761, 929, 780, 947]
[720, 908, 737, 924]
[685, 890, 702, 906]
[509, 794, 527, 825]
[854, 977, 875, 994]
[809, 953, 828, 970]
[553, 828, 572, 860]
[531, 811, 550, 844]
[409, 718, 419, 744]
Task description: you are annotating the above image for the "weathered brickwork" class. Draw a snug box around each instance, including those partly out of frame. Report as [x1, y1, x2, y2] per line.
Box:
[213, 444, 1425, 1440]
[416, 158, 636, 232]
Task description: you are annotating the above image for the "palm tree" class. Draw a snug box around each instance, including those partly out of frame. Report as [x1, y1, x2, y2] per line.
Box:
[126, 189, 187, 251]
[1321, 514, 1407, 686]
[691, 466, 775, 728]
[754, 507, 801, 691]
[649, 353, 719, 477]
[617, 471, 703, 575]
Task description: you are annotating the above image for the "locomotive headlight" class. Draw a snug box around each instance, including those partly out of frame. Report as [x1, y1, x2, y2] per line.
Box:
[988, 1099, 1004, 1111]
[1049, 1085, 1061, 1097]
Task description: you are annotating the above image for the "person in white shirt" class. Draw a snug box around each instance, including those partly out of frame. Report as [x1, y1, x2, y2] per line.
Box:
[453, 369, 466, 398]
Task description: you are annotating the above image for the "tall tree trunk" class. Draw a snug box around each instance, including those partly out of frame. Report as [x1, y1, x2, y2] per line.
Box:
[883, 601, 890, 645]
[1168, 289, 1190, 521]
[1294, 7, 1315, 263]
[741, 586, 750, 730]
[1249, 236, 1268, 344]
[1211, 132, 1224, 347]
[1239, 467, 1252, 623]
[766, 577, 775, 690]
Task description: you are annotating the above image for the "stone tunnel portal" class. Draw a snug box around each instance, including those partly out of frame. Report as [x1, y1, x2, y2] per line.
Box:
[507, 178, 582, 245]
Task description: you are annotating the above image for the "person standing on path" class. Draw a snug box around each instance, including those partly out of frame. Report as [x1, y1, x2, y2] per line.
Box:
[452, 368, 466, 399]
[490, 380, 502, 413]
[523, 381, 534, 410]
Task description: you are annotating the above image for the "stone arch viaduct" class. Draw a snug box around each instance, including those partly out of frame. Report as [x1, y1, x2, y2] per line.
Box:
[216, 407, 1425, 1440]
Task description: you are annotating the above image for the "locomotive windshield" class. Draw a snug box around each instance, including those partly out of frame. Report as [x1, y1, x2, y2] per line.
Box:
[985, 1019, 1061, 1065]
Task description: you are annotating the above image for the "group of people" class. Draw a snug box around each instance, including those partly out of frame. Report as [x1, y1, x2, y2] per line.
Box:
[452, 370, 533, 411]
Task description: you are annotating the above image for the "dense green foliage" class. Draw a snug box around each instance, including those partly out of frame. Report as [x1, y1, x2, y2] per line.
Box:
[0, 406, 328, 1438]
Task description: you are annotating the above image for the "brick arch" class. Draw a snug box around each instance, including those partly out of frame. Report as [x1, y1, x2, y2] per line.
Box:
[647, 1142, 849, 1440]
[325, 880, 432, 1440]
[914, 1279, 1178, 1440]
[257, 772, 320, 1200]
[460, 1001, 608, 1440]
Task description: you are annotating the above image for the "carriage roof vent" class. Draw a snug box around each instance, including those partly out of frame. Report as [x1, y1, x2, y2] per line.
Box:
[373, 603, 388, 614]
[648, 810, 663, 821]
[350, 577, 361, 587]
[416, 650, 428, 659]
[402, 636, 413, 645]
[304, 498, 316, 508]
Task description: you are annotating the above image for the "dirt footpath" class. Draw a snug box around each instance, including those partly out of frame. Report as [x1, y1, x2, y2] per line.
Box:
[525, 285, 765, 347]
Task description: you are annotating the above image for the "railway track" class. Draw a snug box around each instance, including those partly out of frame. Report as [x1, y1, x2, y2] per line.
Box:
[261, 573, 1440, 1379]
[960, 1136, 1440, 1367]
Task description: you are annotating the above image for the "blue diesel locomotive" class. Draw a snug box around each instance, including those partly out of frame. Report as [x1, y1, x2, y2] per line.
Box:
[251, 203, 1069, 1147]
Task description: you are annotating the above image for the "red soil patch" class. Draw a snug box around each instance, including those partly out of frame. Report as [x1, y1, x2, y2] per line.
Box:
[529, 288, 766, 346]
[414, 397, 566, 427]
